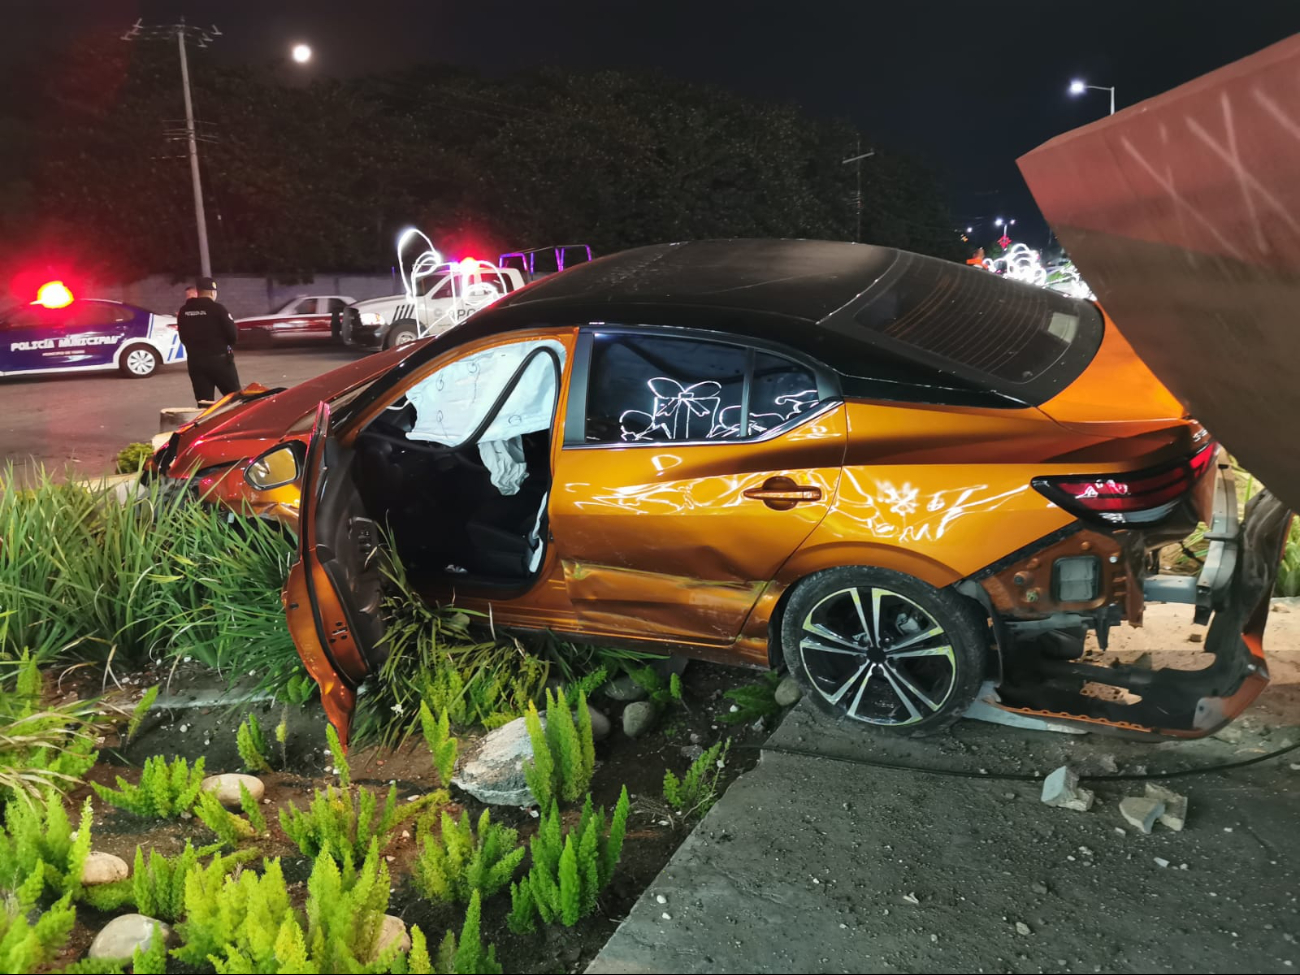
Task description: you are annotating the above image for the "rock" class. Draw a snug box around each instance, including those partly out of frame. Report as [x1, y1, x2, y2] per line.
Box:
[81, 851, 129, 886]
[89, 915, 173, 961]
[201, 773, 265, 808]
[1119, 796, 1165, 834]
[681, 745, 705, 762]
[1030, 881, 1049, 896]
[602, 675, 649, 702]
[622, 701, 657, 738]
[1040, 766, 1095, 812]
[453, 716, 538, 807]
[1188, 632, 1204, 644]
[1144, 783, 1188, 831]
[1213, 724, 1245, 744]
[775, 676, 803, 708]
[375, 915, 411, 957]
[586, 704, 611, 742]
[1015, 921, 1032, 936]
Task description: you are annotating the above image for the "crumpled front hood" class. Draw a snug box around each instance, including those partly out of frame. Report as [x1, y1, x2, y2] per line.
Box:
[170, 346, 406, 471]
[1018, 34, 1300, 512]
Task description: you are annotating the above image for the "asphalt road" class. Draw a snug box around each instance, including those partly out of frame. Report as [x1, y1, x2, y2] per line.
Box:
[0, 344, 366, 482]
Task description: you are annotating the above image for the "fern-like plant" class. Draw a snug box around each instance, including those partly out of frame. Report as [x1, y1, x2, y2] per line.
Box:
[0, 870, 76, 974]
[419, 702, 457, 786]
[522, 689, 596, 809]
[279, 725, 441, 860]
[663, 739, 730, 818]
[628, 666, 684, 710]
[82, 840, 253, 922]
[0, 794, 93, 902]
[236, 713, 272, 773]
[507, 787, 630, 933]
[413, 809, 526, 905]
[91, 754, 205, 819]
[195, 784, 266, 850]
[176, 842, 417, 973]
[719, 673, 783, 725]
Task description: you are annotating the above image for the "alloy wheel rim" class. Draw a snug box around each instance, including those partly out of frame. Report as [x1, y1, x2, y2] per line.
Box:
[394, 330, 416, 347]
[127, 350, 155, 374]
[798, 585, 956, 726]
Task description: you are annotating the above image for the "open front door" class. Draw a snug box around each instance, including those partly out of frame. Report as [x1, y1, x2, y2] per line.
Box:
[283, 402, 387, 747]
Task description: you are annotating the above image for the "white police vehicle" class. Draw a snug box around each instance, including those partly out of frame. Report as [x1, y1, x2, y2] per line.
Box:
[0, 283, 185, 379]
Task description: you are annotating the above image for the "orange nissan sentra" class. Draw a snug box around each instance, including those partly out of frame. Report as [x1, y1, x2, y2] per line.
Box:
[152, 239, 1291, 746]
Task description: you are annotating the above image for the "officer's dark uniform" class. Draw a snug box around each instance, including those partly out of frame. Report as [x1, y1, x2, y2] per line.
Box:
[177, 278, 241, 405]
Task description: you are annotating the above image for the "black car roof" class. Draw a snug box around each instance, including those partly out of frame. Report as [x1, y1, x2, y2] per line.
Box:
[460, 239, 1103, 408]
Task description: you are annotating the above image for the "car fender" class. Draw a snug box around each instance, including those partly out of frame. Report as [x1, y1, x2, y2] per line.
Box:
[119, 314, 186, 365]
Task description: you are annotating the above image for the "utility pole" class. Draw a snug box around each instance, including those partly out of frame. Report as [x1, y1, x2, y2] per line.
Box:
[842, 140, 875, 243]
[123, 17, 221, 277]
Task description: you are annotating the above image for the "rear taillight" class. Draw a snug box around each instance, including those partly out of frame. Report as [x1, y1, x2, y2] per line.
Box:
[1033, 442, 1217, 524]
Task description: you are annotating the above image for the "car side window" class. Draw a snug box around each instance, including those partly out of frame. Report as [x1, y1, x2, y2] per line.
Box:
[583, 333, 820, 445]
[66, 303, 122, 328]
[327, 298, 347, 313]
[294, 298, 318, 315]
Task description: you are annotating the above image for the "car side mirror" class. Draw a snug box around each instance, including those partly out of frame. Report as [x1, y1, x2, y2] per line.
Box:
[245, 443, 301, 490]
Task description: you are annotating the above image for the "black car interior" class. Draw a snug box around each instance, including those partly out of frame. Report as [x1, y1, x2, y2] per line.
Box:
[349, 348, 560, 588]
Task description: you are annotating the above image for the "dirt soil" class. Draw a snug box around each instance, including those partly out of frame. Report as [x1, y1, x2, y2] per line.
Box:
[55, 658, 775, 974]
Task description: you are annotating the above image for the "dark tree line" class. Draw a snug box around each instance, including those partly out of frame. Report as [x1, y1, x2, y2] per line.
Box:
[0, 39, 963, 281]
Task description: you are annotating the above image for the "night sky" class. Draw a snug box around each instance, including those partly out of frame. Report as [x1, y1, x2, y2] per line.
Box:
[6, 0, 1300, 249]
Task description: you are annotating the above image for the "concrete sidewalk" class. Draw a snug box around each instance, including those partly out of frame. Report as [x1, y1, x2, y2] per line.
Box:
[588, 689, 1300, 974]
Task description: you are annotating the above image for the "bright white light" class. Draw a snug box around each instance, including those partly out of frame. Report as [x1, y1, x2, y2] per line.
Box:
[966, 226, 973, 234]
[292, 43, 312, 64]
[995, 218, 1004, 227]
[1069, 79, 1086, 95]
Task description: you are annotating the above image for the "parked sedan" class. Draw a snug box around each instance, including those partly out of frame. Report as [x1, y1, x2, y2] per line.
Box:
[151, 238, 1291, 748]
[1, 289, 184, 378]
[236, 295, 355, 346]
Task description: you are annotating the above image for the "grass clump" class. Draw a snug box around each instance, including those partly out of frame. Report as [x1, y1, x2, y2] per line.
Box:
[0, 649, 99, 801]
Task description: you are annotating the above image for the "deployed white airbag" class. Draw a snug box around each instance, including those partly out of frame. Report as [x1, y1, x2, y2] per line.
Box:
[405, 338, 564, 494]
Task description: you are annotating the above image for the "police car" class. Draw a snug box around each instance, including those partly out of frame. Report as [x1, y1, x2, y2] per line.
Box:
[0, 282, 185, 379]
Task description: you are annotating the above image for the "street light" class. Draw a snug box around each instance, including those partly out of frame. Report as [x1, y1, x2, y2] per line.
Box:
[123, 17, 220, 278]
[292, 43, 312, 63]
[841, 142, 875, 243]
[1069, 78, 1116, 116]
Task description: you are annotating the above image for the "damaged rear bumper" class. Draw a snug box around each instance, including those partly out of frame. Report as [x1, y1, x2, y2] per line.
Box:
[982, 464, 1293, 737]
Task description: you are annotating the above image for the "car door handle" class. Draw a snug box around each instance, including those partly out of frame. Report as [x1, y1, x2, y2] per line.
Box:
[744, 476, 822, 510]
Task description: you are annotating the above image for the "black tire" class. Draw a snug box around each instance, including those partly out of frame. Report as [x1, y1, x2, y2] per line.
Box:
[385, 321, 419, 350]
[780, 566, 987, 736]
[119, 343, 161, 378]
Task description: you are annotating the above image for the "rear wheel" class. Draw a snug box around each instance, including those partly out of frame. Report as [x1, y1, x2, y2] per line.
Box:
[780, 566, 987, 735]
[119, 344, 160, 378]
[385, 321, 419, 349]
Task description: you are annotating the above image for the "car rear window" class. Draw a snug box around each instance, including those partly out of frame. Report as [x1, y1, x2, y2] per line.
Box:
[844, 250, 1104, 405]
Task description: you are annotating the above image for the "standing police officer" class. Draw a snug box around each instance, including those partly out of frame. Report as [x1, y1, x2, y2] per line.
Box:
[177, 277, 241, 406]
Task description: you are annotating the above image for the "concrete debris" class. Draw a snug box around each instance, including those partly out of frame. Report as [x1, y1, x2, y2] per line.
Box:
[452, 716, 537, 807]
[903, 892, 919, 905]
[1015, 921, 1032, 936]
[1041, 766, 1095, 812]
[1120, 796, 1165, 834]
[1154, 857, 1171, 868]
[1144, 782, 1189, 831]
[1030, 882, 1049, 896]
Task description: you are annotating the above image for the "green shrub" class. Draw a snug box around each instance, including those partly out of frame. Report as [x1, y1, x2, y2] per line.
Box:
[719, 672, 783, 725]
[82, 841, 254, 921]
[236, 713, 273, 773]
[413, 809, 526, 905]
[664, 739, 730, 818]
[279, 726, 441, 860]
[523, 688, 596, 810]
[195, 785, 266, 850]
[176, 842, 428, 974]
[92, 754, 205, 819]
[420, 702, 457, 786]
[1276, 519, 1300, 598]
[115, 443, 155, 475]
[0, 651, 99, 800]
[0, 870, 77, 974]
[628, 665, 683, 710]
[508, 788, 630, 933]
[0, 794, 93, 903]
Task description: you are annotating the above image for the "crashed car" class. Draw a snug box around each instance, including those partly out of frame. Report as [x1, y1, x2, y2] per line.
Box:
[150, 236, 1291, 747]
